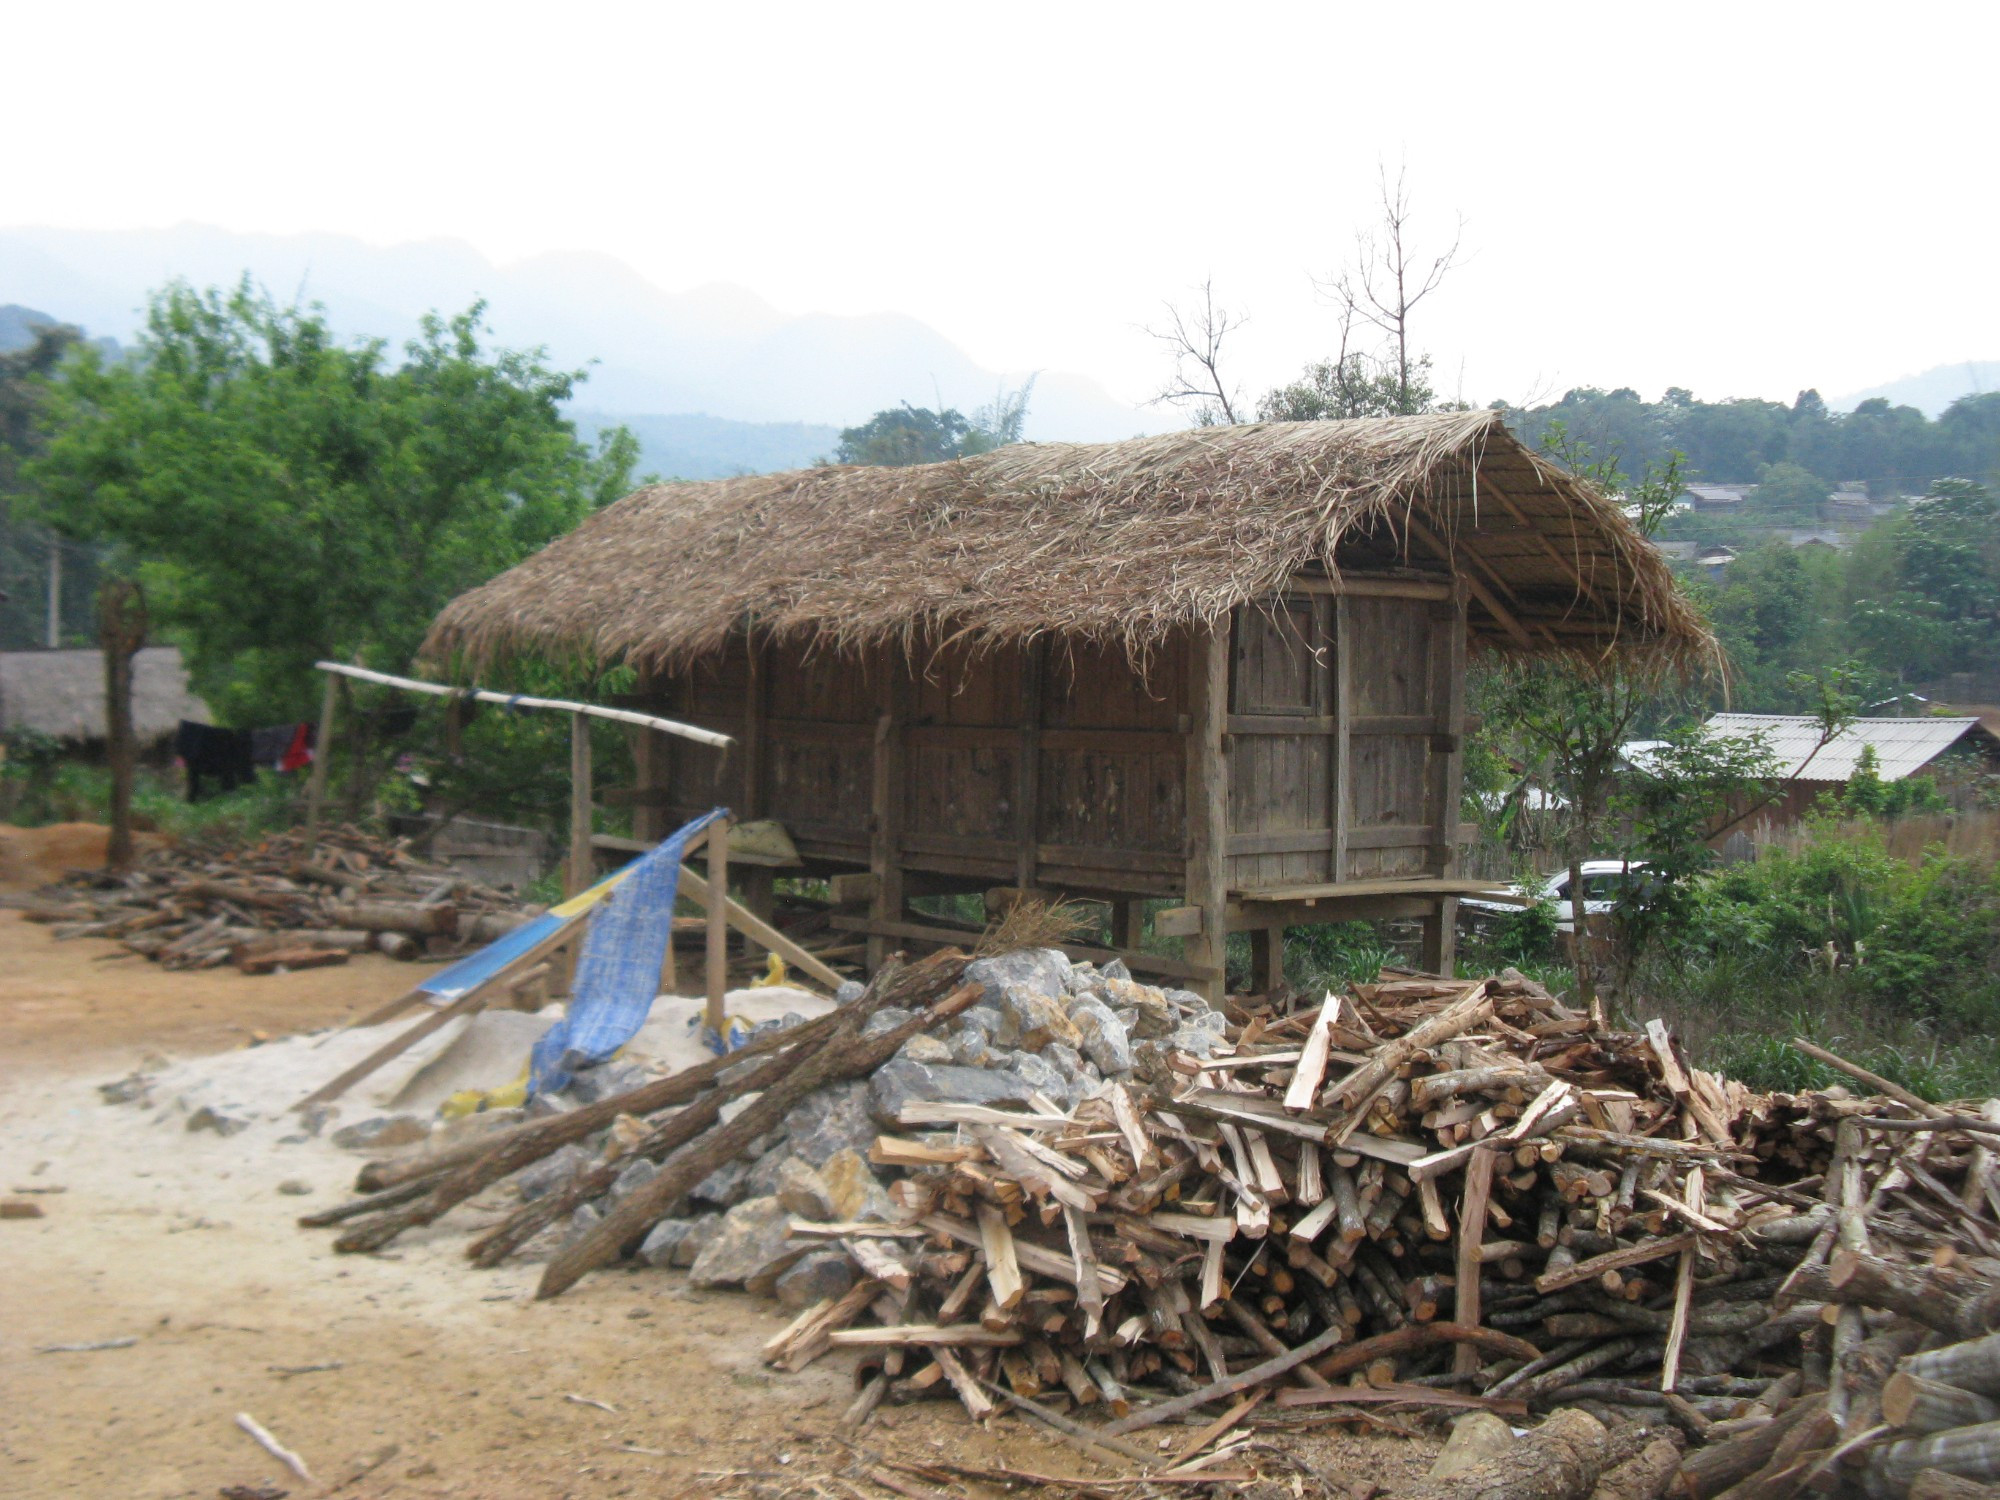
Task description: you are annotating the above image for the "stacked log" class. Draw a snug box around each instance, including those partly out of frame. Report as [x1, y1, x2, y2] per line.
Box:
[18, 826, 537, 973]
[296, 946, 2000, 1497]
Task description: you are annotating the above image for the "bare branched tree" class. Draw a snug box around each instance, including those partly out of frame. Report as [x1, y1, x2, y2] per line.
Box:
[1319, 164, 1464, 416]
[1147, 278, 1245, 427]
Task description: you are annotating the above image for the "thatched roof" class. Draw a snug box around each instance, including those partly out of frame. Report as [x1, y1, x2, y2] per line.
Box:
[424, 412, 1712, 673]
[0, 646, 209, 742]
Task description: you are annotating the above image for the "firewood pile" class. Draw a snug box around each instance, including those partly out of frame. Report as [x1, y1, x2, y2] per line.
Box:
[17, 826, 538, 973]
[300, 946, 2000, 1498]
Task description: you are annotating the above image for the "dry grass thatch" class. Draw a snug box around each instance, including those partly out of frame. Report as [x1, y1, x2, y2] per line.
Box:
[423, 412, 1713, 674]
[0, 646, 209, 742]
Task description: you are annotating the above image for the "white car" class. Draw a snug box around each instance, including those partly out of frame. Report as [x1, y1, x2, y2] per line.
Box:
[1459, 860, 1652, 934]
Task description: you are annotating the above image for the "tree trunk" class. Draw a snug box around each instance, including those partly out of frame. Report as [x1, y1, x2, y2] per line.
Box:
[1567, 852, 1595, 1011]
[1398, 1408, 1610, 1500]
[97, 579, 146, 874]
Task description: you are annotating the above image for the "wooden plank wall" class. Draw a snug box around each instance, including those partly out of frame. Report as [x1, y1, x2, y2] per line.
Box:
[1223, 588, 1466, 893]
[635, 632, 1192, 898]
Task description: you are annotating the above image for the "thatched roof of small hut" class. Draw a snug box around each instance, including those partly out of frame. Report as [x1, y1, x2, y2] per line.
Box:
[0, 646, 209, 743]
[424, 412, 1711, 673]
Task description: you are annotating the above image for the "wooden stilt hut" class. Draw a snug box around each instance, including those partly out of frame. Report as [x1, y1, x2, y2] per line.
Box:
[422, 412, 1710, 998]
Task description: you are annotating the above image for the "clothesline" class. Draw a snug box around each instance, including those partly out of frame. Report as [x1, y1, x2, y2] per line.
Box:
[312, 661, 733, 750]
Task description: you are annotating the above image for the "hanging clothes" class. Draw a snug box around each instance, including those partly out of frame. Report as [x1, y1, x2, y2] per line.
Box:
[176, 721, 254, 802]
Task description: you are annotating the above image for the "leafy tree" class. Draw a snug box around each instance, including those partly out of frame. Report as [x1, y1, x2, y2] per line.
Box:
[1752, 461, 1831, 521]
[0, 319, 101, 649]
[834, 380, 1037, 465]
[834, 404, 975, 465]
[1474, 435, 1690, 1008]
[26, 280, 636, 724]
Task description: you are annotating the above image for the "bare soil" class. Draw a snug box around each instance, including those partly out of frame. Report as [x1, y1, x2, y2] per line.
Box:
[0, 908, 1436, 1499]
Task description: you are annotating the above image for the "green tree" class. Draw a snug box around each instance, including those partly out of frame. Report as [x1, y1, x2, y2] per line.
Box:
[0, 319, 101, 649]
[834, 380, 1036, 466]
[26, 280, 636, 723]
[1752, 461, 1831, 521]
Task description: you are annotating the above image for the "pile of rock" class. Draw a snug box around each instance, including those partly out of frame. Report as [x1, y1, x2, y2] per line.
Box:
[543, 948, 1223, 1302]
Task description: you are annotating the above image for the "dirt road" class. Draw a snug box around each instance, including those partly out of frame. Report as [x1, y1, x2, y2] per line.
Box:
[0, 910, 1431, 1499]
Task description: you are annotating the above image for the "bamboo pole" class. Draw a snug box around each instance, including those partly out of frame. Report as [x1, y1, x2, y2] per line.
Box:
[310, 660, 733, 749]
[706, 815, 731, 1035]
[567, 712, 593, 899]
[303, 669, 339, 857]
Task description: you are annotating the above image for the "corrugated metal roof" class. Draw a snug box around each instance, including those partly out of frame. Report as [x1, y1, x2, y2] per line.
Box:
[1704, 713, 1985, 782]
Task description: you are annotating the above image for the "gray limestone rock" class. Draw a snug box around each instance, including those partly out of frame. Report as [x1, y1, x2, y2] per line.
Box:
[775, 1157, 836, 1221]
[691, 1157, 755, 1209]
[964, 949, 1074, 1010]
[897, 1033, 953, 1066]
[672, 1213, 722, 1268]
[564, 1061, 650, 1105]
[610, 1157, 660, 1202]
[820, 1148, 893, 1222]
[1002, 1050, 1071, 1104]
[1167, 1024, 1226, 1058]
[99, 1073, 152, 1105]
[947, 1021, 993, 1068]
[744, 1147, 793, 1201]
[185, 1105, 251, 1137]
[1100, 957, 1133, 982]
[515, 1143, 592, 1202]
[1064, 961, 1100, 994]
[768, 1248, 856, 1312]
[567, 1200, 604, 1241]
[688, 1195, 808, 1289]
[868, 1057, 1039, 1126]
[1068, 997, 1134, 1077]
[329, 1114, 427, 1150]
[299, 1102, 339, 1137]
[782, 1082, 877, 1166]
[277, 1179, 313, 1196]
[834, 980, 866, 1005]
[637, 1216, 700, 1268]
[989, 985, 1081, 1051]
[1039, 1042, 1088, 1097]
[860, 1007, 914, 1040]
[1103, 977, 1176, 1039]
[775, 1250, 857, 1310]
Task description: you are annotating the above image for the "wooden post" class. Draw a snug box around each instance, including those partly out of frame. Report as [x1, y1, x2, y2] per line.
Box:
[739, 638, 773, 958]
[1248, 925, 1285, 996]
[867, 652, 907, 974]
[1183, 623, 1231, 1003]
[705, 815, 731, 1035]
[303, 669, 339, 857]
[1110, 900, 1138, 953]
[567, 711, 593, 899]
[1016, 640, 1044, 895]
[98, 579, 146, 874]
[1418, 588, 1468, 977]
[1331, 596, 1352, 885]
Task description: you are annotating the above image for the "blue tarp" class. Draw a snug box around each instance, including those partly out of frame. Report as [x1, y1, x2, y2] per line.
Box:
[527, 808, 727, 1096]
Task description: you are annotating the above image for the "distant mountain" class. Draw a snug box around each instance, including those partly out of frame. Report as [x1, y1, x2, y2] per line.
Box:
[1834, 360, 2000, 417]
[0, 225, 1147, 442]
[573, 410, 839, 481]
[0, 302, 118, 358]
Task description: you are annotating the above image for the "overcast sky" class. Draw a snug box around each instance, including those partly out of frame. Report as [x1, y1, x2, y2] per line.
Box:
[9, 1, 1994, 414]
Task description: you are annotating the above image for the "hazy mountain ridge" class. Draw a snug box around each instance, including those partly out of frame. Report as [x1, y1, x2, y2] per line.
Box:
[1834, 361, 2000, 418]
[0, 225, 1146, 441]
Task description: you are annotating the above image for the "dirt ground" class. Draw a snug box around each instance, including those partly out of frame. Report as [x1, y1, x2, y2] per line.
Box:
[0, 907, 1438, 1500]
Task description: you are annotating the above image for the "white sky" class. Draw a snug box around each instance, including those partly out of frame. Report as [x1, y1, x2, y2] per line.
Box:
[7, 0, 1995, 412]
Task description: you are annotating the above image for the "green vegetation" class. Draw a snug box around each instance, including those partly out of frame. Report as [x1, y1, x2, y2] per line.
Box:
[1692, 477, 2000, 708]
[832, 381, 1034, 467]
[0, 735, 298, 845]
[1503, 384, 2000, 496]
[1630, 819, 2000, 1099]
[25, 281, 637, 723]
